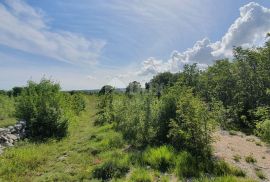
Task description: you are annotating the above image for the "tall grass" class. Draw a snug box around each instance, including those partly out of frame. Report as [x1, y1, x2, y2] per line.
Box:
[0, 95, 16, 127]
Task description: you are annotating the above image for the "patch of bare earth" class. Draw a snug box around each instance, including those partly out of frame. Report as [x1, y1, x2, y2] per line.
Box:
[213, 130, 270, 181]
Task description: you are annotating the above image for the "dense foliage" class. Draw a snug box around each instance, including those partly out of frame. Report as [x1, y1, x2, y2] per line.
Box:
[94, 39, 270, 180]
[15, 79, 85, 139]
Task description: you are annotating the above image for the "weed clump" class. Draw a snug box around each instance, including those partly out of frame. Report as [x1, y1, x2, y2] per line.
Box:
[245, 155, 257, 163]
[213, 160, 245, 177]
[143, 146, 174, 172]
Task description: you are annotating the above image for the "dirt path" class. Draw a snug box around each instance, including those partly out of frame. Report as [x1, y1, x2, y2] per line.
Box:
[213, 130, 270, 181]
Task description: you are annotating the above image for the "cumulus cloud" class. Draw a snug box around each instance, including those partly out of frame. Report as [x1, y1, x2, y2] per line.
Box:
[0, 0, 106, 65]
[139, 2, 270, 76]
[212, 2, 270, 57]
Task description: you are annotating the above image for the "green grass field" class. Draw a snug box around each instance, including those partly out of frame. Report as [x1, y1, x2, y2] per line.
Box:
[0, 117, 17, 128]
[0, 96, 100, 181]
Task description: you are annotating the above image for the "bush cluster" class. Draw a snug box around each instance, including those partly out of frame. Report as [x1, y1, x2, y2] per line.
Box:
[94, 39, 270, 180]
[15, 79, 85, 140]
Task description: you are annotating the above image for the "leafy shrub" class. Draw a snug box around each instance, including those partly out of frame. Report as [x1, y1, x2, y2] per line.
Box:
[129, 168, 152, 182]
[143, 146, 174, 172]
[15, 79, 69, 139]
[70, 93, 85, 115]
[175, 151, 199, 178]
[114, 94, 158, 147]
[168, 88, 215, 161]
[95, 93, 114, 125]
[255, 119, 270, 143]
[92, 157, 129, 180]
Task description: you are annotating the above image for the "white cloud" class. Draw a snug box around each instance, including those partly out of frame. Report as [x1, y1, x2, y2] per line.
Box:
[0, 0, 106, 65]
[138, 2, 270, 76]
[212, 2, 270, 57]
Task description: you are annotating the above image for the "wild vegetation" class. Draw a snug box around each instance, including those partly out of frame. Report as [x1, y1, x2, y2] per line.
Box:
[0, 39, 270, 181]
[93, 39, 270, 181]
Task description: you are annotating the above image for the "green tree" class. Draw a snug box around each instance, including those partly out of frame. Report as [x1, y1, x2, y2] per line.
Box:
[168, 88, 216, 161]
[126, 81, 142, 95]
[99, 85, 114, 95]
[15, 79, 68, 139]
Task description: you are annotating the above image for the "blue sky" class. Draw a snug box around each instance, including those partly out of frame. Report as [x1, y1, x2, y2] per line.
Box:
[1, 0, 270, 90]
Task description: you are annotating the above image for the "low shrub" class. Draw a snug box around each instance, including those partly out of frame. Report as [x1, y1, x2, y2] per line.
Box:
[129, 168, 152, 182]
[255, 119, 270, 143]
[143, 146, 174, 172]
[70, 93, 86, 115]
[92, 156, 129, 180]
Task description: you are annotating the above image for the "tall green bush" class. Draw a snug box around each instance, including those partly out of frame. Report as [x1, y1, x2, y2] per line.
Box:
[15, 79, 69, 139]
[168, 88, 215, 161]
[114, 94, 159, 147]
[255, 120, 270, 143]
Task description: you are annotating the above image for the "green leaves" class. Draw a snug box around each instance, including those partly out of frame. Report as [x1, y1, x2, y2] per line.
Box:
[15, 79, 70, 140]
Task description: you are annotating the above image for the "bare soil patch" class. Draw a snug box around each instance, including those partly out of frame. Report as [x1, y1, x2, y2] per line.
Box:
[213, 130, 270, 181]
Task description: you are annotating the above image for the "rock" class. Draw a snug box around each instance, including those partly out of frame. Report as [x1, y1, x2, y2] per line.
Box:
[14, 124, 22, 131]
[0, 135, 8, 143]
[10, 128, 16, 134]
[6, 134, 18, 141]
[0, 128, 7, 134]
[19, 121, 26, 126]
[0, 120, 27, 155]
[8, 126, 14, 130]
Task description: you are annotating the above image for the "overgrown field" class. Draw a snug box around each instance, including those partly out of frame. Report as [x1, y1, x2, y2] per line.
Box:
[1, 40, 270, 181]
[0, 95, 254, 181]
